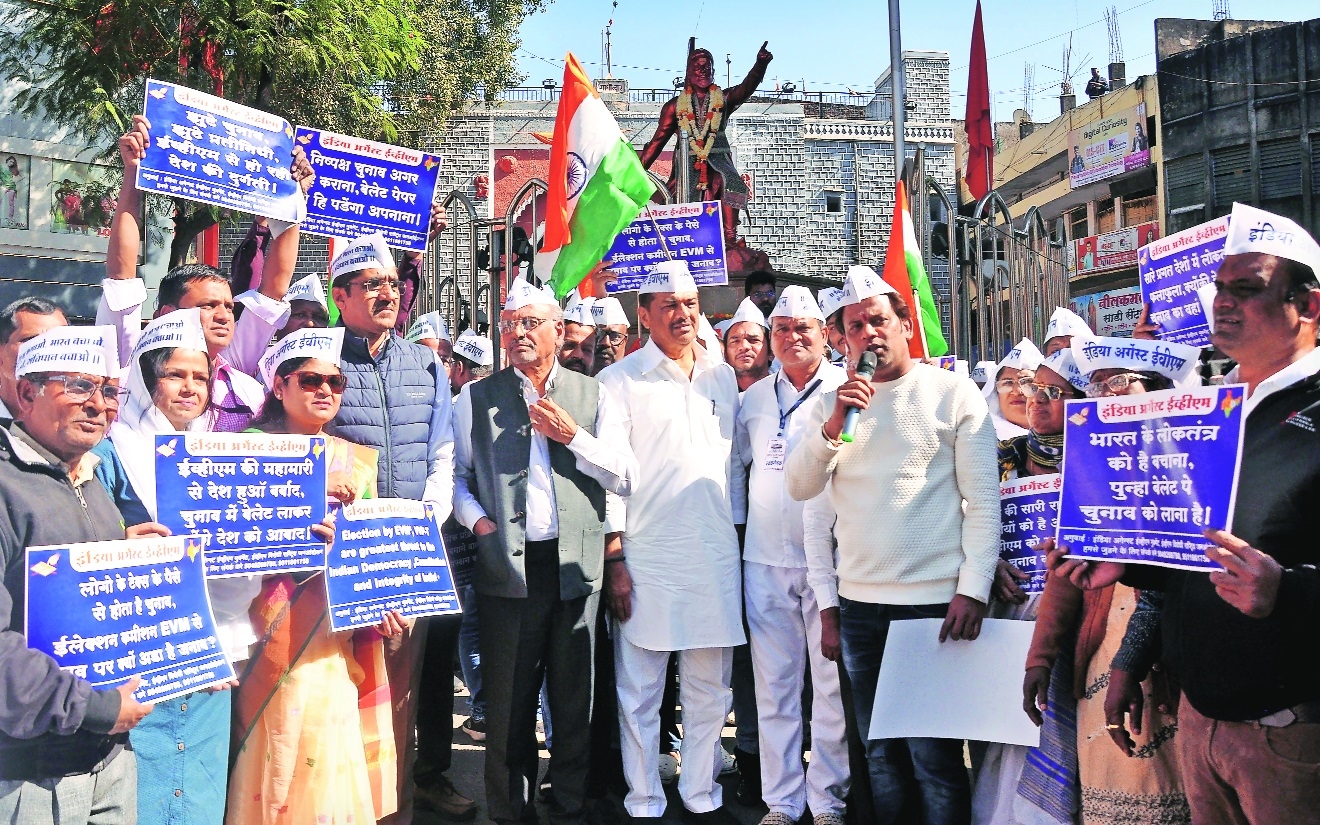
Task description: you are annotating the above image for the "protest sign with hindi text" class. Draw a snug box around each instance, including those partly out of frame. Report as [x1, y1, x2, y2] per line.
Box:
[137, 79, 303, 223]
[605, 201, 727, 292]
[154, 433, 328, 577]
[25, 536, 235, 704]
[1000, 474, 1061, 595]
[1058, 384, 1246, 571]
[295, 128, 443, 252]
[1139, 215, 1229, 348]
[325, 499, 461, 632]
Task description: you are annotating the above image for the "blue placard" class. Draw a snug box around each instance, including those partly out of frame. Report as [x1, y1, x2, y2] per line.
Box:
[154, 433, 328, 577]
[1057, 385, 1247, 571]
[1138, 215, 1229, 348]
[605, 201, 727, 292]
[25, 537, 236, 704]
[1000, 474, 1062, 595]
[295, 127, 443, 252]
[324, 499, 461, 631]
[137, 79, 304, 223]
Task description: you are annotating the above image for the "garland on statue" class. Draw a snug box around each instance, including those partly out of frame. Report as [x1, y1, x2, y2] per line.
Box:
[676, 85, 724, 193]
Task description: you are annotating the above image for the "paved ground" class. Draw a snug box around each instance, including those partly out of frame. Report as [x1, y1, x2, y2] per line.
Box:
[415, 684, 771, 825]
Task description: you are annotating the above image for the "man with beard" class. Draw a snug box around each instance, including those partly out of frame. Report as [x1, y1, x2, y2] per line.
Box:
[723, 298, 772, 393]
[744, 271, 778, 317]
[561, 297, 597, 375]
[591, 297, 631, 376]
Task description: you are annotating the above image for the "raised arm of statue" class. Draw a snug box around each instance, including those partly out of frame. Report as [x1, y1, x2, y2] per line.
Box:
[725, 42, 774, 112]
[638, 98, 679, 169]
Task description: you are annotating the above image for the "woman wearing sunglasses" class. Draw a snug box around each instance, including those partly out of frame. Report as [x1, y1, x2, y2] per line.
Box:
[228, 328, 405, 825]
[91, 309, 269, 825]
[1023, 337, 1201, 825]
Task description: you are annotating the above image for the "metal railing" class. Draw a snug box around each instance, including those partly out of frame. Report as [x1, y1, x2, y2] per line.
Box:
[491, 87, 873, 106]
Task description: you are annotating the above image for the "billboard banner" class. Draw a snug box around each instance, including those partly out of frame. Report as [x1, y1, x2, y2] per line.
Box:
[1068, 104, 1152, 188]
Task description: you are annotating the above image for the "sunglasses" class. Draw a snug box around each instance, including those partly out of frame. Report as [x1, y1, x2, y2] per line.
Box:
[290, 371, 347, 393]
[1028, 383, 1071, 401]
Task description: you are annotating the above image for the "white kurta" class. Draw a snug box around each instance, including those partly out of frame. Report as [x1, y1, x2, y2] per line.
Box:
[597, 338, 746, 651]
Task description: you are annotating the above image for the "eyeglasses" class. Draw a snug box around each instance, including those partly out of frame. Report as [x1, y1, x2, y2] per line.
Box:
[498, 316, 551, 335]
[995, 375, 1035, 392]
[1028, 383, 1070, 402]
[749, 289, 776, 299]
[597, 330, 627, 345]
[1086, 372, 1148, 397]
[40, 374, 124, 406]
[291, 371, 347, 393]
[350, 277, 401, 295]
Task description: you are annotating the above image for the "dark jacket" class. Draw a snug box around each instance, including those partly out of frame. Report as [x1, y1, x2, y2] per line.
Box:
[0, 425, 127, 780]
[1128, 370, 1320, 721]
[327, 329, 446, 501]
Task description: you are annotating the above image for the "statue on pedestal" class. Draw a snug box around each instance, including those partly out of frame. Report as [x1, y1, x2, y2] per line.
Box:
[639, 41, 774, 271]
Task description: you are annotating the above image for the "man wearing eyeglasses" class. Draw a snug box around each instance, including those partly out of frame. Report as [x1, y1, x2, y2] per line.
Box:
[451, 277, 636, 825]
[591, 296, 632, 375]
[0, 297, 68, 428]
[325, 232, 466, 822]
[745, 270, 778, 317]
[0, 326, 159, 825]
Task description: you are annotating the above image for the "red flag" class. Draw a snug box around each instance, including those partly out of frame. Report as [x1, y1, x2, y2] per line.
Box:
[963, 0, 993, 202]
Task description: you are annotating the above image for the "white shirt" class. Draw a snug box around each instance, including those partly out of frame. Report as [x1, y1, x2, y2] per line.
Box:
[803, 482, 840, 609]
[451, 361, 637, 539]
[1228, 347, 1320, 419]
[736, 358, 847, 568]
[597, 338, 747, 651]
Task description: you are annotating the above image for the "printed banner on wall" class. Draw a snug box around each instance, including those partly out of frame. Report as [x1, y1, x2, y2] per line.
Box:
[1069, 285, 1143, 337]
[1068, 104, 1152, 188]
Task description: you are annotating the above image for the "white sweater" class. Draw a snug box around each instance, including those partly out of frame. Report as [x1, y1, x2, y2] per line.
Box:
[785, 363, 1000, 605]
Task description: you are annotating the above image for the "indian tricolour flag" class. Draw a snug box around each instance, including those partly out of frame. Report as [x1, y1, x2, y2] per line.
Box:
[536, 53, 656, 300]
[881, 179, 949, 358]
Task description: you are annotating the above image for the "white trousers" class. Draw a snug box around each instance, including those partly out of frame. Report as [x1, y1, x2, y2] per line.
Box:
[745, 561, 851, 819]
[615, 634, 732, 817]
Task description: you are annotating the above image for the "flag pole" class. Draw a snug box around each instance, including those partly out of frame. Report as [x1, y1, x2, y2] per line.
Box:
[643, 203, 674, 260]
[888, 0, 906, 186]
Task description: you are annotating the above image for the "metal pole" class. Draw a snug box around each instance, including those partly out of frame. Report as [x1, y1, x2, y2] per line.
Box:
[888, 0, 906, 183]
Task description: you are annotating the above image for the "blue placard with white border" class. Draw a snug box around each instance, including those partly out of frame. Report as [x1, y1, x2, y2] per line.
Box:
[1000, 474, 1061, 595]
[138, 79, 304, 223]
[1058, 385, 1246, 571]
[605, 201, 727, 292]
[325, 499, 461, 631]
[1138, 215, 1229, 348]
[25, 537, 235, 704]
[295, 127, 443, 252]
[154, 433, 328, 577]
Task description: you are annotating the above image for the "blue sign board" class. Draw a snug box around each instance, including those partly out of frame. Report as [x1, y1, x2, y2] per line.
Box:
[154, 433, 328, 577]
[1138, 215, 1229, 348]
[138, 79, 304, 223]
[605, 201, 727, 292]
[295, 127, 443, 252]
[25, 537, 235, 704]
[1000, 474, 1062, 595]
[1057, 385, 1247, 571]
[324, 499, 461, 631]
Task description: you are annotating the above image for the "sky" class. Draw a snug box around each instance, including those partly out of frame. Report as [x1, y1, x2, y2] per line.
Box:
[515, 0, 1314, 122]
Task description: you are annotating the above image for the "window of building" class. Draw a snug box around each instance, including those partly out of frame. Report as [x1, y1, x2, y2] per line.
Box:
[1068, 207, 1088, 241]
[1096, 200, 1116, 234]
[1123, 195, 1157, 227]
[824, 191, 843, 213]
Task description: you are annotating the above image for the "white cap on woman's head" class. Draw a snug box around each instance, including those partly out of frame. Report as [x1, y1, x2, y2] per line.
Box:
[1070, 336, 1201, 386]
[639, 259, 698, 295]
[1044, 307, 1093, 344]
[1038, 348, 1089, 393]
[16, 325, 118, 378]
[258, 327, 345, 389]
[970, 361, 997, 384]
[999, 338, 1045, 373]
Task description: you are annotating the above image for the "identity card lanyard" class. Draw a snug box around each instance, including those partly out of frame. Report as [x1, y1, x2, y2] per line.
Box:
[765, 378, 822, 472]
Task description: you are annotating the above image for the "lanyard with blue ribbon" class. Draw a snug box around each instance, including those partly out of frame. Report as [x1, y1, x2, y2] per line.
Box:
[775, 378, 823, 436]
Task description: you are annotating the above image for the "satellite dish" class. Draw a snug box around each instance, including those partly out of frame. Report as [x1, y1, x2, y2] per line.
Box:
[1012, 108, 1032, 125]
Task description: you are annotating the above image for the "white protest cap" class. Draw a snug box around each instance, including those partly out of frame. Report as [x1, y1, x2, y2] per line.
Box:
[1038, 347, 1089, 393]
[839, 265, 898, 307]
[1044, 306, 1093, 343]
[504, 276, 559, 311]
[16, 325, 118, 378]
[714, 318, 735, 339]
[697, 314, 724, 361]
[565, 287, 587, 309]
[639, 259, 698, 295]
[970, 360, 997, 384]
[1224, 202, 1320, 275]
[258, 327, 345, 389]
[453, 329, 494, 367]
[1071, 336, 1201, 386]
[591, 296, 630, 327]
[728, 297, 768, 330]
[406, 311, 451, 344]
[563, 298, 596, 327]
[330, 233, 395, 282]
[817, 286, 847, 319]
[771, 285, 826, 321]
[132, 308, 208, 360]
[285, 273, 328, 309]
[999, 337, 1045, 373]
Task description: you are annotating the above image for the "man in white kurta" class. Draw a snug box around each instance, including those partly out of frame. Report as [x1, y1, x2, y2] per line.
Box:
[735, 286, 851, 825]
[597, 260, 747, 823]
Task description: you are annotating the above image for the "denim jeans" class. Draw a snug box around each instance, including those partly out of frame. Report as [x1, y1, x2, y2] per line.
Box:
[458, 584, 485, 719]
[837, 597, 971, 825]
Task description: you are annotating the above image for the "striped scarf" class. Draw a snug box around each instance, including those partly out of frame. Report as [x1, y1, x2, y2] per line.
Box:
[1018, 632, 1081, 821]
[1026, 430, 1065, 472]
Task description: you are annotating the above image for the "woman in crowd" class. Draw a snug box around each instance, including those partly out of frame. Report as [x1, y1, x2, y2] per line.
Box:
[1022, 336, 1201, 825]
[91, 308, 263, 825]
[985, 338, 1044, 443]
[226, 328, 404, 825]
[973, 349, 1088, 825]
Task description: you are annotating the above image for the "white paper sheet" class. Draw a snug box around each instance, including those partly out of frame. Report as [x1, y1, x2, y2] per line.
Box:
[868, 618, 1041, 747]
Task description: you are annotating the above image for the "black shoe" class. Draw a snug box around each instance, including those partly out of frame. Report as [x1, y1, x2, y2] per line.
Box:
[733, 748, 763, 807]
[681, 806, 741, 825]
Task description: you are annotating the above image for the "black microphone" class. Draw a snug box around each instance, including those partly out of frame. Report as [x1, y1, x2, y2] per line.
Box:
[840, 350, 877, 443]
